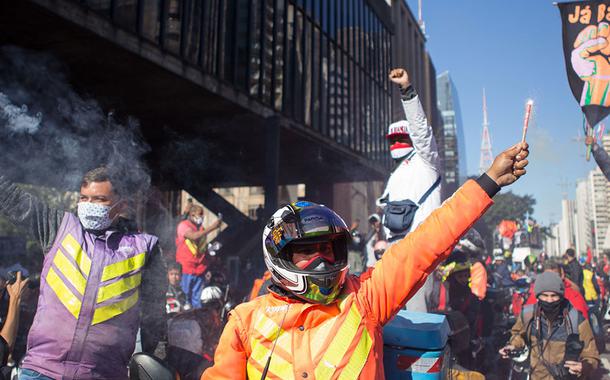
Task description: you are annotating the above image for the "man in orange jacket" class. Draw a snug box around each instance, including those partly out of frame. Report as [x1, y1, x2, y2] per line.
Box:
[202, 68, 530, 380]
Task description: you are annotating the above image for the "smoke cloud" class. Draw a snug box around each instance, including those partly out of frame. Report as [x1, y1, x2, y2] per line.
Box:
[0, 46, 150, 198]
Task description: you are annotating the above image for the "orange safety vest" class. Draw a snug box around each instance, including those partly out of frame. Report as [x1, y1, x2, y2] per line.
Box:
[470, 261, 488, 300]
[202, 180, 492, 379]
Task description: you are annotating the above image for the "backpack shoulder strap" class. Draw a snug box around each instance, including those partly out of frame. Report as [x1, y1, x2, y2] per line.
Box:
[417, 175, 442, 205]
[522, 304, 536, 327]
[568, 306, 580, 335]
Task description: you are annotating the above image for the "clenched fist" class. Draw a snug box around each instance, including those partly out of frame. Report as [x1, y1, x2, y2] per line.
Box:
[486, 142, 529, 187]
[389, 68, 411, 89]
[571, 22, 610, 106]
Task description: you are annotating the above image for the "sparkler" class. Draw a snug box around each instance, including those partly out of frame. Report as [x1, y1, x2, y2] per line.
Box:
[521, 99, 534, 144]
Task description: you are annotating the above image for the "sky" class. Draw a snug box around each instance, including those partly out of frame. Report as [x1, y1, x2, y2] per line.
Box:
[405, 0, 604, 225]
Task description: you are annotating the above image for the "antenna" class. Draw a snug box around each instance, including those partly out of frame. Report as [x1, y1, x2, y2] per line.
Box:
[479, 89, 493, 174]
[557, 178, 574, 199]
[418, 0, 426, 34]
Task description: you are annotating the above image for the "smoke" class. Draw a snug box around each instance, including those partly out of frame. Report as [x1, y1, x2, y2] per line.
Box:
[0, 92, 42, 133]
[0, 46, 150, 198]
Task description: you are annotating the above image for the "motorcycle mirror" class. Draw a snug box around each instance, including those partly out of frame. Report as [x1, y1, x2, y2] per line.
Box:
[129, 353, 177, 380]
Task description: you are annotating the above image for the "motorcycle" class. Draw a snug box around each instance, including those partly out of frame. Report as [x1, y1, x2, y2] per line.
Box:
[505, 347, 530, 380]
[129, 353, 177, 380]
[586, 301, 606, 353]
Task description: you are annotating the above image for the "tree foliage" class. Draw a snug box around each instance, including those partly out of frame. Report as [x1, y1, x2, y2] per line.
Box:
[481, 191, 536, 228]
[473, 191, 536, 254]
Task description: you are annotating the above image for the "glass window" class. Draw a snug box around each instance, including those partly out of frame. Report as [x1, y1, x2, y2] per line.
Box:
[304, 18, 313, 126]
[312, 26, 321, 131]
[139, 0, 161, 43]
[249, 0, 262, 97]
[113, 0, 137, 32]
[180, 0, 203, 64]
[283, 4, 295, 115]
[234, 0, 250, 90]
[320, 34, 329, 135]
[273, 0, 286, 110]
[163, 0, 182, 54]
[87, 0, 111, 16]
[294, 9, 305, 122]
[261, 0, 276, 104]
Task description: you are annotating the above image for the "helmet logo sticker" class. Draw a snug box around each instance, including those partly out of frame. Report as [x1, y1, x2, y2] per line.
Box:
[272, 226, 284, 245]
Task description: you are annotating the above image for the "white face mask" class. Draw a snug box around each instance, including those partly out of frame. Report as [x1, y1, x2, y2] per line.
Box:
[193, 216, 204, 226]
[390, 146, 414, 160]
[77, 202, 118, 231]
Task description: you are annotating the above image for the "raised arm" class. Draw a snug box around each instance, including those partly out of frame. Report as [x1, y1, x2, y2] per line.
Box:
[389, 68, 439, 169]
[359, 143, 529, 325]
[0, 176, 64, 253]
[0, 272, 28, 352]
[587, 136, 610, 181]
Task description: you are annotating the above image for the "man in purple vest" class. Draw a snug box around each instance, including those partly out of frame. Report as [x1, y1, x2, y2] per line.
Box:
[0, 167, 166, 380]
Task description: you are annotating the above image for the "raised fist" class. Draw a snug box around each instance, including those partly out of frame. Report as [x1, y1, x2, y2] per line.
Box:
[571, 23, 610, 106]
[389, 68, 411, 89]
[486, 142, 529, 187]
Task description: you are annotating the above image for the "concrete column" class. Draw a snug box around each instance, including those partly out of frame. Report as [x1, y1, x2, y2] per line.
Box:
[305, 182, 334, 209]
[264, 117, 280, 218]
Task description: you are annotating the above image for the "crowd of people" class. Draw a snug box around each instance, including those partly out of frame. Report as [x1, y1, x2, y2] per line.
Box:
[0, 64, 607, 380]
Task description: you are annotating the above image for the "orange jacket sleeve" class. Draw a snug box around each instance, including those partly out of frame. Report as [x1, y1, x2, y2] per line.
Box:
[201, 312, 248, 380]
[357, 180, 493, 325]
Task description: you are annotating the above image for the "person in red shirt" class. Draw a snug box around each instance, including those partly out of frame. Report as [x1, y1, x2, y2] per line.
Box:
[522, 261, 588, 319]
[175, 205, 221, 308]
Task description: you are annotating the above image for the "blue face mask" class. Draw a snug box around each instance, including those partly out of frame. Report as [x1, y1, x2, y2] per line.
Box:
[77, 202, 118, 230]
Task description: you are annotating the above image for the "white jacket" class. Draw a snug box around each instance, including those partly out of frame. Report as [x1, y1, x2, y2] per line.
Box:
[378, 95, 441, 238]
[376, 94, 441, 312]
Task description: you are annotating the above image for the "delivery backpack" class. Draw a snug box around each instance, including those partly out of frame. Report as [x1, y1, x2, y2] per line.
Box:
[381, 175, 441, 238]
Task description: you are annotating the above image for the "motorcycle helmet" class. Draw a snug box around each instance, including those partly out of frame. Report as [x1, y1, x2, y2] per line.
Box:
[262, 201, 350, 305]
[200, 286, 223, 305]
[456, 229, 486, 258]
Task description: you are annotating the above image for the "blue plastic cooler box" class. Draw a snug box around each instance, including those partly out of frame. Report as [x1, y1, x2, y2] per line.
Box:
[382, 310, 450, 380]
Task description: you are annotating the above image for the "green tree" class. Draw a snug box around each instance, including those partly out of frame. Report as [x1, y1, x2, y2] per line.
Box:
[473, 191, 536, 254]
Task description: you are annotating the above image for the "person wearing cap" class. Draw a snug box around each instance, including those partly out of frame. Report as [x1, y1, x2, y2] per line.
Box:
[376, 68, 441, 312]
[175, 205, 222, 309]
[519, 261, 588, 319]
[500, 272, 599, 379]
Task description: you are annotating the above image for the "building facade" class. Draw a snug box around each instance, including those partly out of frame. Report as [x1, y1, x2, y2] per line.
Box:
[436, 71, 466, 198]
[575, 178, 594, 256]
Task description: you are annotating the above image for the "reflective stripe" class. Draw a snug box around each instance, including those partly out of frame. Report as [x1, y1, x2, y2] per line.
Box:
[53, 249, 87, 295]
[338, 328, 373, 380]
[255, 312, 283, 340]
[185, 239, 199, 256]
[315, 303, 366, 380]
[250, 339, 294, 379]
[97, 272, 142, 303]
[92, 289, 140, 325]
[246, 362, 263, 380]
[101, 253, 146, 281]
[46, 267, 81, 318]
[61, 233, 91, 276]
[246, 311, 295, 379]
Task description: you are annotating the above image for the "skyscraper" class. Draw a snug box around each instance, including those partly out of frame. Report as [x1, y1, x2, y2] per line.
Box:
[436, 71, 467, 198]
[589, 134, 610, 254]
[575, 178, 594, 255]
